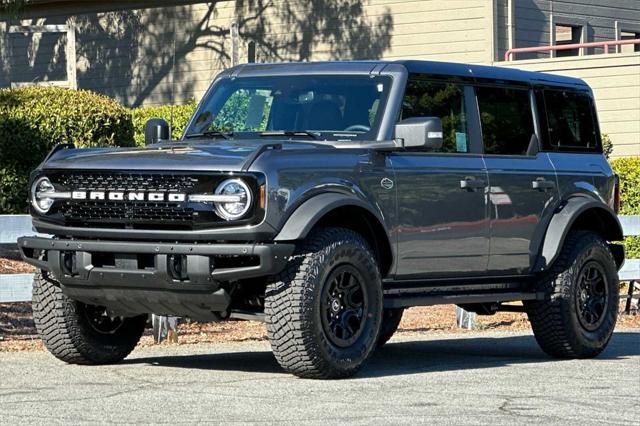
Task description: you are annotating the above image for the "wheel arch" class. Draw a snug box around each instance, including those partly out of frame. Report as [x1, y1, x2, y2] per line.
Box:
[274, 193, 394, 277]
[537, 197, 624, 271]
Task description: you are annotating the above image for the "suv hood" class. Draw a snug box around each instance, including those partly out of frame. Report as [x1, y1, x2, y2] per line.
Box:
[41, 140, 332, 172]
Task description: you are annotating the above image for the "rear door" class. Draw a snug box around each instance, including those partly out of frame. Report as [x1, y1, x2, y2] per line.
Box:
[391, 76, 489, 279]
[476, 85, 559, 275]
[537, 87, 613, 204]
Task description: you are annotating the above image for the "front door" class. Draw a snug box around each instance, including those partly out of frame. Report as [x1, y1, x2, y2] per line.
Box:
[391, 77, 489, 279]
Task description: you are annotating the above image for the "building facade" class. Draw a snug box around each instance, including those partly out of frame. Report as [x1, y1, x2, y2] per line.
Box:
[1, 0, 639, 156]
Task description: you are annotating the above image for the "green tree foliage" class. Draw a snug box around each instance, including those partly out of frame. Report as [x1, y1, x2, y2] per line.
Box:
[601, 134, 613, 159]
[0, 86, 134, 214]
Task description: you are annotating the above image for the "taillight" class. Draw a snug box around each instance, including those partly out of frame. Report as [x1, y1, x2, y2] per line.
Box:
[613, 174, 621, 213]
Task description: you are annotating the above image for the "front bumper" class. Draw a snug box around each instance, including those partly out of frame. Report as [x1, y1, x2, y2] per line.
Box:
[18, 236, 294, 319]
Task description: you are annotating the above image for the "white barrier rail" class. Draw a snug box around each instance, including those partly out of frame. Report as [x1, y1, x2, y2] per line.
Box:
[0, 274, 32, 303]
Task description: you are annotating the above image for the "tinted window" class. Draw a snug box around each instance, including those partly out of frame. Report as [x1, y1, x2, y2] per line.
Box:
[186, 75, 391, 141]
[401, 78, 469, 153]
[476, 87, 535, 156]
[543, 90, 598, 151]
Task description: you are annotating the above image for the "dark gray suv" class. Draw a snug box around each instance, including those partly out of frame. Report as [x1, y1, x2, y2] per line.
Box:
[19, 60, 624, 379]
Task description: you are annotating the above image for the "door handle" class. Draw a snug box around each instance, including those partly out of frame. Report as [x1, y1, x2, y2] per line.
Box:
[531, 177, 555, 191]
[460, 177, 486, 191]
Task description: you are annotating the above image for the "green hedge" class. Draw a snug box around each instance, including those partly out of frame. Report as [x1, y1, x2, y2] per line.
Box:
[610, 157, 640, 259]
[130, 100, 197, 146]
[0, 86, 134, 214]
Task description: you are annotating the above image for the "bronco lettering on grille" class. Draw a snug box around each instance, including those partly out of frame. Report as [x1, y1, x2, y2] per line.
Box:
[71, 191, 186, 202]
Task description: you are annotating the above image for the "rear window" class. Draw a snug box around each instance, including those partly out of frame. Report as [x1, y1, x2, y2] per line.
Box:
[543, 90, 599, 152]
[476, 86, 536, 156]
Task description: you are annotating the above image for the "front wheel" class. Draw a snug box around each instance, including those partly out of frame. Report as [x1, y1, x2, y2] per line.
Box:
[32, 271, 147, 364]
[525, 231, 619, 358]
[265, 227, 383, 379]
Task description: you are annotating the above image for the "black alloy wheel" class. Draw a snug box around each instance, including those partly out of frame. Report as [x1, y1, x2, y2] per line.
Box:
[321, 265, 368, 348]
[575, 261, 609, 332]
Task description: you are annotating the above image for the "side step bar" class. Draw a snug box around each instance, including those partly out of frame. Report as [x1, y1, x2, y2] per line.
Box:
[384, 291, 543, 309]
[382, 279, 543, 309]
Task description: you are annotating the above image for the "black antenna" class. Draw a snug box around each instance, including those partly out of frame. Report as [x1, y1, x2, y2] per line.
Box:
[169, 18, 177, 140]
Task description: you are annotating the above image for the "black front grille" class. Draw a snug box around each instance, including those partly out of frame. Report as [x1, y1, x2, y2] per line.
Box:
[63, 201, 194, 223]
[58, 173, 199, 192]
[41, 171, 262, 230]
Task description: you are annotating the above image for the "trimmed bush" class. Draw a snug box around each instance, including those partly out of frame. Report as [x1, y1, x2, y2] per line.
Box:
[130, 100, 198, 146]
[0, 86, 134, 214]
[610, 157, 640, 259]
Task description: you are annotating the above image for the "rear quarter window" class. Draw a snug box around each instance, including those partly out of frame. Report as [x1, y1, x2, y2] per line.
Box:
[542, 89, 600, 152]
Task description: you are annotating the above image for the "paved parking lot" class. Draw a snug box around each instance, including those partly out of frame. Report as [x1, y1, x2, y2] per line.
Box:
[0, 330, 638, 425]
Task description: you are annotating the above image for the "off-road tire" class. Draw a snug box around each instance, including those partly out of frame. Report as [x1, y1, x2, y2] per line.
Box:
[377, 308, 404, 347]
[525, 231, 619, 358]
[265, 227, 383, 379]
[32, 271, 147, 364]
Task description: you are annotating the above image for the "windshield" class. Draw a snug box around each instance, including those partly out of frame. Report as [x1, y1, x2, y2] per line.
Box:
[184, 75, 392, 141]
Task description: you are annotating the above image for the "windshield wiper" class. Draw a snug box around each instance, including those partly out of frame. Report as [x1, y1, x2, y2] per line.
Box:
[184, 130, 234, 140]
[259, 130, 320, 140]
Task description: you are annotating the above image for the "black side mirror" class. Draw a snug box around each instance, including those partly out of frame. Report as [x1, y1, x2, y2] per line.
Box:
[144, 118, 170, 145]
[394, 117, 443, 151]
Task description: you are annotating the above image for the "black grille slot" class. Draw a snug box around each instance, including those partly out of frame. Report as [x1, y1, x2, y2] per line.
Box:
[63, 201, 194, 222]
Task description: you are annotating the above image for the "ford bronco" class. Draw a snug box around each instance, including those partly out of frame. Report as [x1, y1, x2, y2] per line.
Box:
[19, 60, 624, 379]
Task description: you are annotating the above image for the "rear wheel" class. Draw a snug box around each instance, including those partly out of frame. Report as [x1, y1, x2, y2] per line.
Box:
[32, 271, 147, 364]
[265, 227, 383, 379]
[525, 231, 619, 358]
[377, 308, 404, 347]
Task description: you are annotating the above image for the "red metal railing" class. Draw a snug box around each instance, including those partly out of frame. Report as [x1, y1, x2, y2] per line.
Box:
[505, 38, 640, 61]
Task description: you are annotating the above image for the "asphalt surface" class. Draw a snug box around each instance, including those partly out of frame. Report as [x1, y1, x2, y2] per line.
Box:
[1, 330, 638, 425]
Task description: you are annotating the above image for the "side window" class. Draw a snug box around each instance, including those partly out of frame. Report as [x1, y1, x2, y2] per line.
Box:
[401, 78, 469, 153]
[476, 87, 535, 156]
[543, 90, 598, 151]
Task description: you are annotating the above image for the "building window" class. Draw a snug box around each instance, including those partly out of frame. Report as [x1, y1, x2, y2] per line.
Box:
[554, 24, 583, 57]
[620, 31, 640, 53]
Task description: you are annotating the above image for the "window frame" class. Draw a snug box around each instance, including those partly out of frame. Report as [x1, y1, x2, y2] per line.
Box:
[615, 20, 640, 53]
[398, 74, 483, 155]
[7, 24, 77, 89]
[537, 86, 602, 154]
[184, 74, 394, 141]
[550, 15, 588, 57]
[472, 83, 541, 158]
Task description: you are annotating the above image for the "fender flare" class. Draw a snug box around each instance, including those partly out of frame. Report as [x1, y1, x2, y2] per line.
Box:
[274, 192, 387, 242]
[537, 197, 624, 271]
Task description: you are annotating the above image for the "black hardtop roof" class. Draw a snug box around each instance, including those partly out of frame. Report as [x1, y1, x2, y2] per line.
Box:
[227, 59, 587, 88]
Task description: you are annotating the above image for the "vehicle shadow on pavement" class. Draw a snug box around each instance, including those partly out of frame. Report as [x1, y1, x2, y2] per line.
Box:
[122, 331, 640, 378]
[360, 331, 640, 379]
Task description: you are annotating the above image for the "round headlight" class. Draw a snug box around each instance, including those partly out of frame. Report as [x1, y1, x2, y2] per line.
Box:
[214, 179, 252, 220]
[31, 177, 55, 214]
